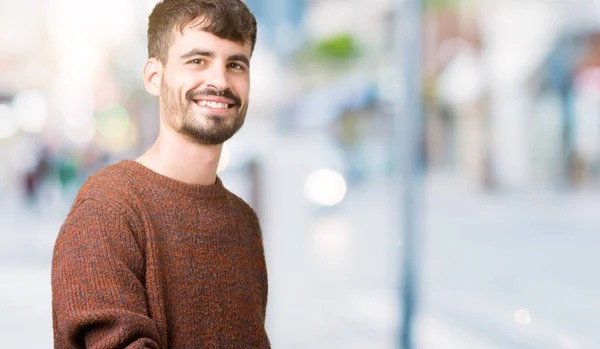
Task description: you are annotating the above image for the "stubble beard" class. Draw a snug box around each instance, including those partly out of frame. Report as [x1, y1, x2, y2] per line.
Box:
[160, 81, 247, 146]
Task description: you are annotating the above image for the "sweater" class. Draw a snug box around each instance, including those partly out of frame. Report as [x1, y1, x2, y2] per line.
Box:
[51, 160, 270, 348]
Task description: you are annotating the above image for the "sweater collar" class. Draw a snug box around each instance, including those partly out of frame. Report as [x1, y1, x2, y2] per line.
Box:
[118, 160, 227, 200]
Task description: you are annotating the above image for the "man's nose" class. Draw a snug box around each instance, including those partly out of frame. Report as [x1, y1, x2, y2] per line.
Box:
[205, 65, 229, 91]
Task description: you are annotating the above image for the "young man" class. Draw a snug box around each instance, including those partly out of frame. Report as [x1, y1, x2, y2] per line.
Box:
[51, 0, 270, 348]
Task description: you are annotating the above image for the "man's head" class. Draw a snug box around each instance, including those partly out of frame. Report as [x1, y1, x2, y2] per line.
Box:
[144, 0, 257, 145]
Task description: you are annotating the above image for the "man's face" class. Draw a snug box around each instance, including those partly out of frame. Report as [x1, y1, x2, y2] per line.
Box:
[159, 22, 251, 145]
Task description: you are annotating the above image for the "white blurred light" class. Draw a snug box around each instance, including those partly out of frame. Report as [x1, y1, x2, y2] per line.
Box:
[480, 1, 560, 87]
[47, 0, 135, 46]
[89, 1, 135, 45]
[248, 45, 289, 112]
[60, 98, 95, 128]
[145, 0, 161, 12]
[305, 2, 356, 38]
[304, 169, 347, 206]
[514, 309, 532, 325]
[313, 215, 351, 268]
[217, 143, 230, 173]
[0, 104, 18, 139]
[64, 118, 95, 144]
[11, 91, 48, 133]
[58, 41, 103, 82]
[437, 46, 485, 105]
[0, 1, 40, 55]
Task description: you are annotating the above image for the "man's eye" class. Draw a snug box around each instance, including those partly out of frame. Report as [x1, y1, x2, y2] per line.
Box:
[229, 63, 245, 70]
[190, 59, 204, 65]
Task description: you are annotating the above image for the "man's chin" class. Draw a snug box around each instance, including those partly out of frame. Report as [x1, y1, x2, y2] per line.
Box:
[177, 121, 240, 145]
[182, 130, 237, 146]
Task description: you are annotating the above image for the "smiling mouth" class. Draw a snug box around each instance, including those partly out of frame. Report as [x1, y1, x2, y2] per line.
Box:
[194, 100, 236, 109]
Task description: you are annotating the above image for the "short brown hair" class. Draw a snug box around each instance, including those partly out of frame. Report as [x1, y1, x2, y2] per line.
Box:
[148, 0, 257, 63]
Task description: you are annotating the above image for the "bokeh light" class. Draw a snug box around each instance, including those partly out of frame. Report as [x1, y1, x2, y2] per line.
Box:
[11, 91, 48, 133]
[0, 104, 18, 140]
[64, 118, 96, 144]
[304, 169, 347, 206]
[514, 309, 532, 325]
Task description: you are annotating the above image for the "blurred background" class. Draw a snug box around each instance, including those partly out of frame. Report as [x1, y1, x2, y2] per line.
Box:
[1, 0, 599, 348]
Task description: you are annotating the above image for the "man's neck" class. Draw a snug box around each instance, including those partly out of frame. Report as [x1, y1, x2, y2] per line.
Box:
[136, 127, 222, 186]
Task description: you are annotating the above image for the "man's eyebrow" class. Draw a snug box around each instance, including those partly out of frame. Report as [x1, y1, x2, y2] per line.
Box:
[228, 54, 250, 67]
[180, 49, 214, 60]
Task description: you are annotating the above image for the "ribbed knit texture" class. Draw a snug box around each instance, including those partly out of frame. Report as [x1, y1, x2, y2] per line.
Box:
[51, 160, 270, 348]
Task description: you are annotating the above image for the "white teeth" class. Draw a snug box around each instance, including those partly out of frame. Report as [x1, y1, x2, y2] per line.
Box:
[198, 101, 228, 109]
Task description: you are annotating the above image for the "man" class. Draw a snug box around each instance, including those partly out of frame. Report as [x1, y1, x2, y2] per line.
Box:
[51, 0, 270, 348]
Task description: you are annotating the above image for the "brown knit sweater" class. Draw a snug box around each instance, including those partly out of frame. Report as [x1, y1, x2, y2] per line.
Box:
[51, 160, 270, 348]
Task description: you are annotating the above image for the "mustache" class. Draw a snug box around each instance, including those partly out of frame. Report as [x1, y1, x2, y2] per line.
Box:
[186, 89, 241, 106]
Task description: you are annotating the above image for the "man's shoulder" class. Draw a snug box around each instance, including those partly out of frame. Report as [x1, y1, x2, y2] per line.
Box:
[75, 160, 138, 206]
[59, 161, 146, 242]
[224, 189, 259, 221]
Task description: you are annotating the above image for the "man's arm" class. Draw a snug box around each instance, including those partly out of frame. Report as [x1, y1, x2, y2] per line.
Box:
[52, 199, 161, 349]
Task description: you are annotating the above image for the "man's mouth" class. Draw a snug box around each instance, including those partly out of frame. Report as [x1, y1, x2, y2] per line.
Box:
[194, 100, 236, 109]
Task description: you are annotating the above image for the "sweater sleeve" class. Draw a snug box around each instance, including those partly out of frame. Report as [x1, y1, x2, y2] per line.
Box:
[52, 199, 161, 349]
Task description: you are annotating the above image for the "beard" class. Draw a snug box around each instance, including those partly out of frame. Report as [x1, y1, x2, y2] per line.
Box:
[160, 81, 247, 145]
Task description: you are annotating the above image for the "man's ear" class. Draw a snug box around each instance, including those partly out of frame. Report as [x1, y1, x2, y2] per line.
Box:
[143, 58, 162, 97]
